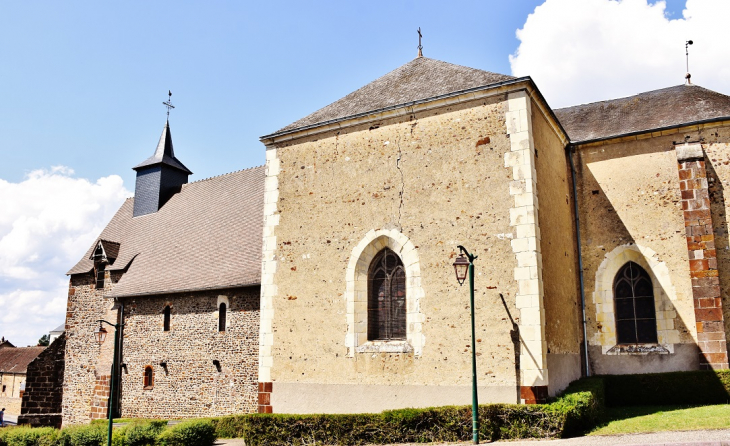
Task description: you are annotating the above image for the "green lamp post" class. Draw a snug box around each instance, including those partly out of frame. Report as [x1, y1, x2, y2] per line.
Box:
[453, 245, 479, 444]
[93, 319, 123, 446]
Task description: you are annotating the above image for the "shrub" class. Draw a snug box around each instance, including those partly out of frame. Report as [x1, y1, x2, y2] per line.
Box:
[604, 370, 730, 406]
[0, 426, 59, 446]
[157, 419, 216, 446]
[58, 424, 106, 446]
[125, 420, 166, 446]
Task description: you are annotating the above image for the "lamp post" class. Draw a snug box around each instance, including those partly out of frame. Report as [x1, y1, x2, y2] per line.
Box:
[93, 319, 123, 446]
[453, 245, 479, 444]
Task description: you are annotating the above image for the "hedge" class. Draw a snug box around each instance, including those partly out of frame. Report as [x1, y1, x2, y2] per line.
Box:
[603, 370, 730, 406]
[0, 420, 214, 446]
[209, 379, 601, 445]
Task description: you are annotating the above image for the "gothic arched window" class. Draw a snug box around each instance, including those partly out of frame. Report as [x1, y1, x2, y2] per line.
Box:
[163, 306, 171, 332]
[143, 366, 154, 389]
[367, 248, 406, 341]
[614, 261, 658, 344]
[218, 303, 227, 332]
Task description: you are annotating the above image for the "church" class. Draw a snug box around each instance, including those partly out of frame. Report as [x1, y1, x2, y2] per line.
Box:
[19, 51, 730, 426]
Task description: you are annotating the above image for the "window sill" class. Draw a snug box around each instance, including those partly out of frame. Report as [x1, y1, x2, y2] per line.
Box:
[606, 344, 670, 355]
[143, 386, 154, 390]
[355, 340, 413, 354]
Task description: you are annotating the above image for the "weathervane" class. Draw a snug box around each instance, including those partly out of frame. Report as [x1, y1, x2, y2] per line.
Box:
[163, 90, 175, 119]
[417, 27, 423, 57]
[685, 40, 693, 84]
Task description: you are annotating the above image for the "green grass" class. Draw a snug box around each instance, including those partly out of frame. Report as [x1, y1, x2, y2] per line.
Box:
[590, 404, 730, 435]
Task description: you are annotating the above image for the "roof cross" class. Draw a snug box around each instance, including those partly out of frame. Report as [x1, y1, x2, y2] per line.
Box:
[417, 28, 423, 57]
[163, 90, 175, 119]
[685, 40, 693, 84]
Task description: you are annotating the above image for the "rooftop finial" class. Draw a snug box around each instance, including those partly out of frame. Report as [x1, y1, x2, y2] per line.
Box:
[685, 40, 693, 84]
[163, 90, 175, 120]
[417, 27, 423, 58]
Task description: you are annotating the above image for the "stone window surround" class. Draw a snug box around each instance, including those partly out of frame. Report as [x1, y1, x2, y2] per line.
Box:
[592, 244, 681, 355]
[217, 295, 230, 333]
[143, 365, 154, 390]
[345, 229, 425, 357]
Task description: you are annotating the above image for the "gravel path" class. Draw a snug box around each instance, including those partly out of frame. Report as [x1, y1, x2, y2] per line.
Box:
[215, 428, 730, 445]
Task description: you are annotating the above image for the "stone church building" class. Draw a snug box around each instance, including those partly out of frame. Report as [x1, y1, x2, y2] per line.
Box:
[20, 54, 730, 425]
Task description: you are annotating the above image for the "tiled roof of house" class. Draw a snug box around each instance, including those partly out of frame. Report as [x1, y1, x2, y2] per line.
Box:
[68, 166, 265, 297]
[272, 57, 515, 135]
[0, 346, 45, 374]
[555, 84, 730, 143]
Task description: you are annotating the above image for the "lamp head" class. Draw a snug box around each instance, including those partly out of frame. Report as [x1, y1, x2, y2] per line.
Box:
[453, 253, 470, 286]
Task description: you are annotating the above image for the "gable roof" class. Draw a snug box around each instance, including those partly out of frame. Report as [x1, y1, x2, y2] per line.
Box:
[68, 166, 265, 297]
[555, 84, 730, 143]
[272, 57, 515, 136]
[0, 346, 45, 374]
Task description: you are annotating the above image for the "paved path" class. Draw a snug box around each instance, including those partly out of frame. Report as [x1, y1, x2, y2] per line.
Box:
[215, 428, 730, 445]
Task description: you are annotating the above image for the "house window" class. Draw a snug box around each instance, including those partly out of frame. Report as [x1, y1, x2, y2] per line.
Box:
[95, 266, 105, 289]
[614, 261, 658, 344]
[143, 366, 154, 389]
[218, 303, 227, 332]
[367, 248, 406, 341]
[163, 306, 171, 332]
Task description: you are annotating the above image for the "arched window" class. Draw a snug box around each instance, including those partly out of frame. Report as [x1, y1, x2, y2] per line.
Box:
[218, 303, 227, 332]
[163, 306, 171, 332]
[143, 366, 154, 389]
[614, 261, 658, 344]
[367, 248, 406, 341]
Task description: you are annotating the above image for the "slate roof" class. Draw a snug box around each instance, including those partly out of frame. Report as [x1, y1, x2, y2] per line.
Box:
[555, 84, 730, 143]
[0, 346, 45, 374]
[273, 57, 515, 135]
[68, 166, 265, 297]
[133, 121, 192, 174]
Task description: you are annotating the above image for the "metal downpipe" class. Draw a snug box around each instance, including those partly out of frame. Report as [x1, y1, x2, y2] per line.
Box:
[569, 145, 590, 377]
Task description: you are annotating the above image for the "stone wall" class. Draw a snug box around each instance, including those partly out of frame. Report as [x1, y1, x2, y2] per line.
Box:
[63, 269, 119, 425]
[19, 334, 66, 428]
[0, 397, 22, 416]
[264, 93, 526, 413]
[1, 373, 24, 399]
[574, 125, 730, 374]
[118, 287, 260, 419]
[530, 101, 582, 396]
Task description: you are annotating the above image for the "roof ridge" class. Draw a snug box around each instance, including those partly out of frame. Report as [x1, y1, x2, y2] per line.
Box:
[185, 164, 265, 185]
[557, 84, 695, 110]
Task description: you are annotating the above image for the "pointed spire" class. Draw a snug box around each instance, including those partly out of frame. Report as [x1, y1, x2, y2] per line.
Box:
[133, 121, 192, 174]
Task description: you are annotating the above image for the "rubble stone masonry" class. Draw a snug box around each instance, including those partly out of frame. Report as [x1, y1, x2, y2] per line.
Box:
[19, 334, 66, 428]
[119, 287, 260, 419]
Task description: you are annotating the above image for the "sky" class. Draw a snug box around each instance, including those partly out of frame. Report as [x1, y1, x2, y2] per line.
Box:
[2, 0, 729, 347]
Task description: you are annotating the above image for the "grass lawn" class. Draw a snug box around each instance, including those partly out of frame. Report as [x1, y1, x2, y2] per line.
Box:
[590, 404, 730, 435]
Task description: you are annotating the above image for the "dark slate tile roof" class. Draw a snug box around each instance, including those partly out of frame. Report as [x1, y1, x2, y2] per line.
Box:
[133, 121, 192, 174]
[555, 84, 730, 143]
[274, 57, 515, 135]
[68, 166, 265, 297]
[0, 346, 45, 374]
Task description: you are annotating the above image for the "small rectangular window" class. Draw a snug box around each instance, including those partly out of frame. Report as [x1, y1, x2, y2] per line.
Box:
[96, 268, 105, 289]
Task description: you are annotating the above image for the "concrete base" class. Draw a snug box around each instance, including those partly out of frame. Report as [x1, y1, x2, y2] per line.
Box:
[588, 343, 699, 375]
[546, 353, 582, 396]
[271, 382, 519, 414]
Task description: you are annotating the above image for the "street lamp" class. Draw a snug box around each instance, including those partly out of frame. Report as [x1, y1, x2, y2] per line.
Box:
[93, 319, 123, 446]
[453, 245, 479, 444]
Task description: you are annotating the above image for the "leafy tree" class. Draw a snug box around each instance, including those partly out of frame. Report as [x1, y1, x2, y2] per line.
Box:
[38, 334, 50, 346]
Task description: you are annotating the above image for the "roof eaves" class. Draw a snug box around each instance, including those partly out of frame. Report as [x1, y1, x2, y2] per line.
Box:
[570, 115, 730, 146]
[110, 281, 261, 299]
[261, 76, 534, 142]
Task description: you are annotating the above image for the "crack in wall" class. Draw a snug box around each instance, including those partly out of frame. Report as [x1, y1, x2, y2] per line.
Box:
[396, 132, 404, 226]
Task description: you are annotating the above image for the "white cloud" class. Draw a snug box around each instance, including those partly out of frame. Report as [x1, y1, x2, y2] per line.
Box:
[510, 0, 730, 108]
[0, 167, 130, 346]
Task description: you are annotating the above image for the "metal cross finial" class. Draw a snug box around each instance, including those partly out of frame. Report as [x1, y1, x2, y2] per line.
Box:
[163, 90, 175, 119]
[417, 28, 423, 57]
[685, 40, 693, 84]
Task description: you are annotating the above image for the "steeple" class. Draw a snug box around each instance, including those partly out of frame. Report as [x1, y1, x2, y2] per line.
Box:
[132, 121, 193, 217]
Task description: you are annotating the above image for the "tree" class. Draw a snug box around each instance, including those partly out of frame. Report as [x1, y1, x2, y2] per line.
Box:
[38, 334, 50, 346]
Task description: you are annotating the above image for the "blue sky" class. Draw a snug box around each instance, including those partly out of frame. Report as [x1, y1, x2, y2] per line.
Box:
[7, 0, 730, 346]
